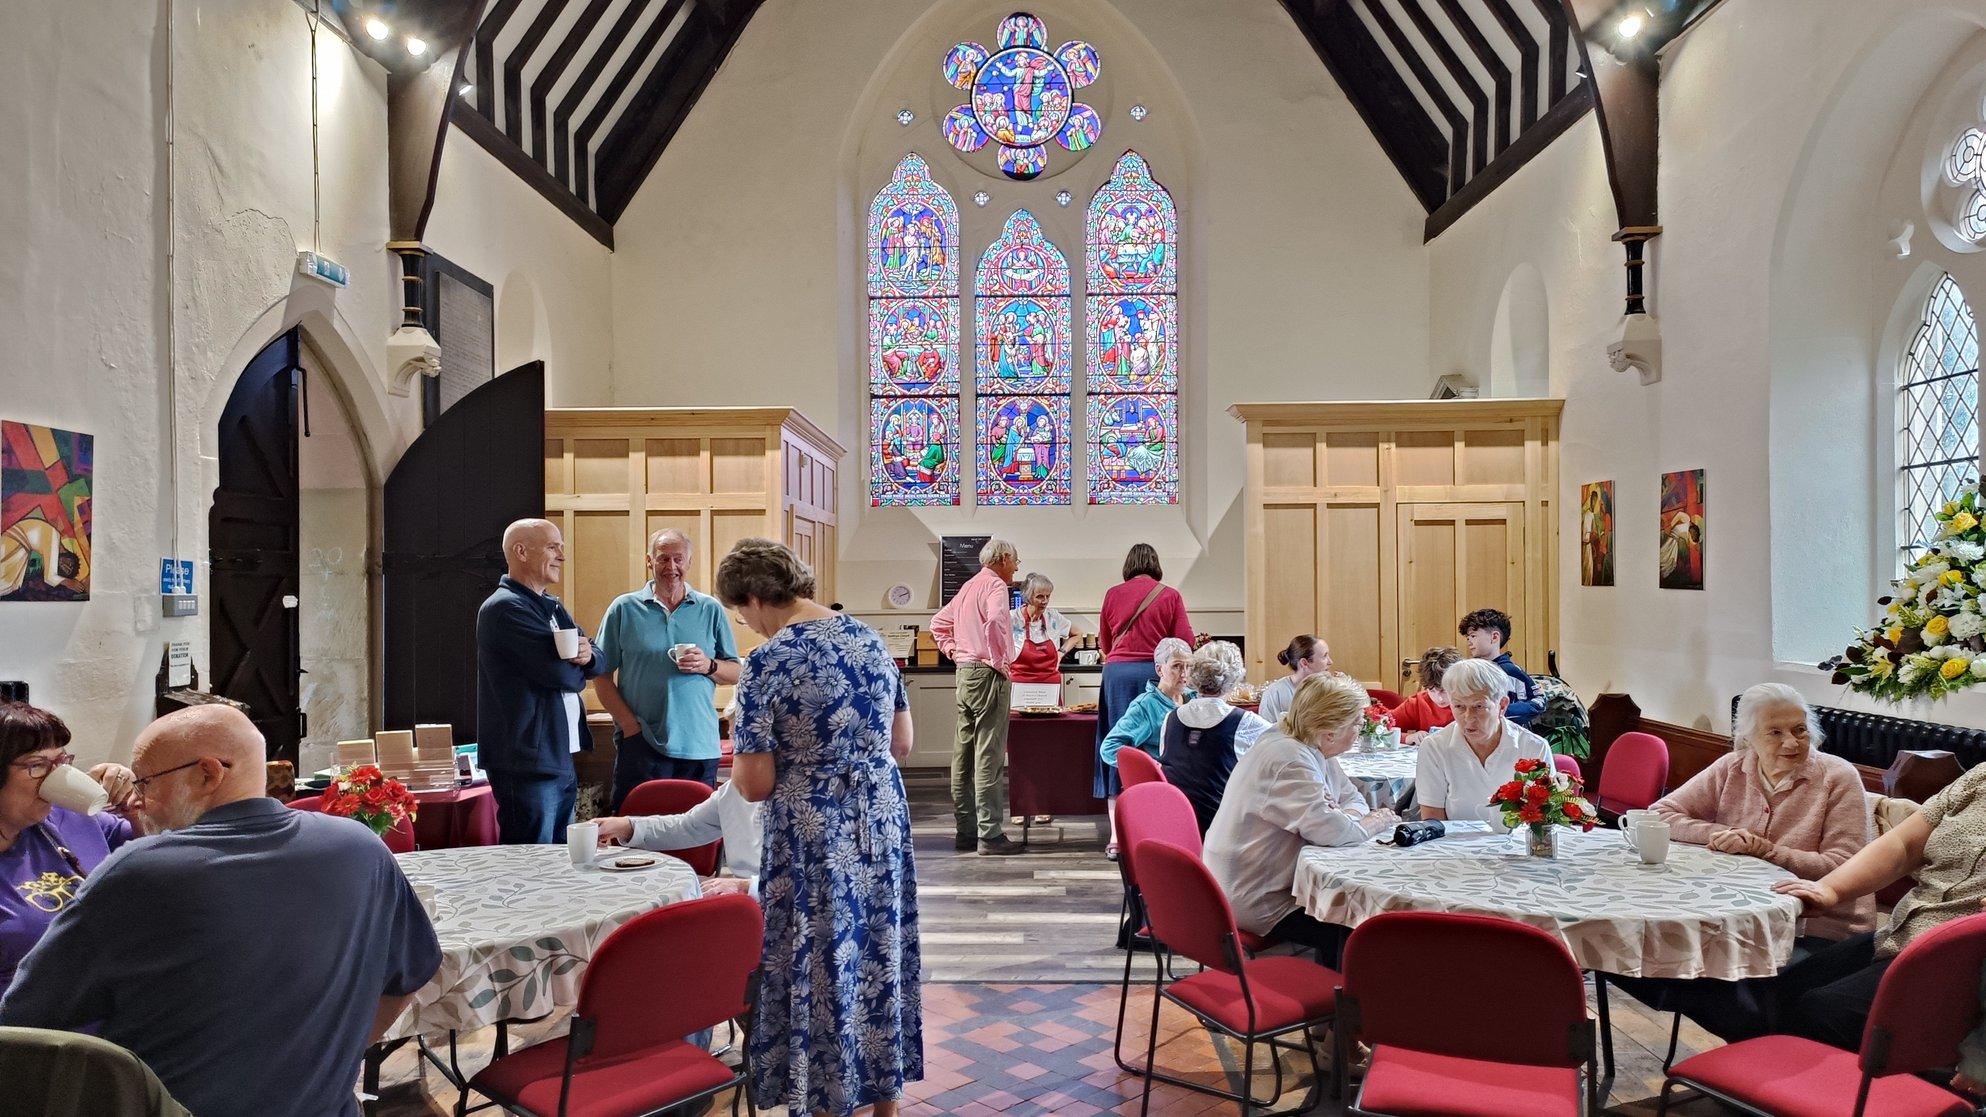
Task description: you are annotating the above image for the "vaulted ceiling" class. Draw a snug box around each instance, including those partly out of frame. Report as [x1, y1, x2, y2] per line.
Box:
[453, 0, 1596, 247]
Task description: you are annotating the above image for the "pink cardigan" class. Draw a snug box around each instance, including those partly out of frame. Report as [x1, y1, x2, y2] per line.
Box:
[1651, 749, 1875, 940]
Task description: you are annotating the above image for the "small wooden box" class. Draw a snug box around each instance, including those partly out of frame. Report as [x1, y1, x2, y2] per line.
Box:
[915, 630, 940, 668]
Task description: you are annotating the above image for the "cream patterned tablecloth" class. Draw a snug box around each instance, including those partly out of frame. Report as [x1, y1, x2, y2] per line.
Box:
[382, 845, 702, 1042]
[1294, 827, 1803, 980]
[1336, 746, 1419, 811]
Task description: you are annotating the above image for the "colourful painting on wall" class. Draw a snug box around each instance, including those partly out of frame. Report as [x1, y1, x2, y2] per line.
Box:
[1659, 469, 1705, 590]
[1580, 481, 1615, 587]
[1, 420, 93, 601]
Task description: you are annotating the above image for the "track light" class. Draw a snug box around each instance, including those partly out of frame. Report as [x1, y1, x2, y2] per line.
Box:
[406, 36, 427, 57]
[363, 17, 390, 41]
[1617, 10, 1646, 38]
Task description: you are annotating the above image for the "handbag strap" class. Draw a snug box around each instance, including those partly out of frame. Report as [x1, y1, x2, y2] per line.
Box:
[1122, 582, 1166, 631]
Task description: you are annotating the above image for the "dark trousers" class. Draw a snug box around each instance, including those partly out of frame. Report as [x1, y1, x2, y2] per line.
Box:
[1779, 932, 1887, 1051]
[1608, 935, 1831, 1042]
[610, 735, 719, 813]
[1271, 909, 1352, 970]
[491, 769, 578, 844]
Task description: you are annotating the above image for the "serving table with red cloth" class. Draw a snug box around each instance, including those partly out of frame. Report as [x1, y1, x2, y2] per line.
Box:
[1007, 711, 1106, 843]
[410, 782, 497, 850]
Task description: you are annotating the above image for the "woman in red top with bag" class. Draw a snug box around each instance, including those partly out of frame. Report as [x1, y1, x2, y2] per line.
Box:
[1094, 544, 1195, 846]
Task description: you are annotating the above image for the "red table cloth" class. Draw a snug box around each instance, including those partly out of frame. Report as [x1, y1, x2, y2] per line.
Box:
[411, 783, 498, 850]
[1006, 712, 1107, 818]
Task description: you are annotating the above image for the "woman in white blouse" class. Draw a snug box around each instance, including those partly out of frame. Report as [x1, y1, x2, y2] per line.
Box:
[1414, 658, 1553, 825]
[1203, 673, 1400, 961]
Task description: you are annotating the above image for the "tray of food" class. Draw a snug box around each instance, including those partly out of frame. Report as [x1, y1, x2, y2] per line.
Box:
[1064, 701, 1099, 714]
[1013, 706, 1066, 717]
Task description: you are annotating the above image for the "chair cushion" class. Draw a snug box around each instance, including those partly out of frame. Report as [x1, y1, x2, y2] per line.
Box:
[1358, 1045, 1581, 1117]
[1236, 930, 1278, 955]
[1165, 954, 1338, 1035]
[471, 1035, 738, 1117]
[1669, 1034, 1972, 1117]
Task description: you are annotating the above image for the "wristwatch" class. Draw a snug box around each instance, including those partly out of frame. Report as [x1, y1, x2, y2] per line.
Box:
[704, 661, 719, 678]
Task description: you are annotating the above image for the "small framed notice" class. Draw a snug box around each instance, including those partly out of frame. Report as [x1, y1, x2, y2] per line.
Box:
[1011, 682, 1062, 709]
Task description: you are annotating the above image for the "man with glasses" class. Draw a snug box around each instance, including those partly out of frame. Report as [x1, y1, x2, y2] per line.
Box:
[1, 705, 441, 1117]
[1413, 657, 1555, 826]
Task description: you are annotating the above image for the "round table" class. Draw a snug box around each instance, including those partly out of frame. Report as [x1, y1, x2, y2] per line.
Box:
[382, 844, 702, 1042]
[1294, 826, 1802, 980]
[1336, 746, 1418, 811]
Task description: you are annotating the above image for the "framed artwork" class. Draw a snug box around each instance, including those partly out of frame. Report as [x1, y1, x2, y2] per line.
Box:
[1659, 469, 1705, 590]
[1, 420, 93, 601]
[1580, 481, 1614, 587]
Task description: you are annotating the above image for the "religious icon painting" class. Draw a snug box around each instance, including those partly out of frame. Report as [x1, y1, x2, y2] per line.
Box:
[1085, 294, 1177, 394]
[942, 13, 1101, 181]
[1659, 469, 1705, 590]
[869, 298, 959, 395]
[871, 397, 960, 507]
[1580, 480, 1615, 587]
[977, 395, 1071, 506]
[0, 420, 93, 601]
[1087, 393, 1177, 506]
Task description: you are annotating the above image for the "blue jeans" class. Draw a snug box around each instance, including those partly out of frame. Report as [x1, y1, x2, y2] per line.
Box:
[610, 733, 719, 813]
[491, 769, 578, 844]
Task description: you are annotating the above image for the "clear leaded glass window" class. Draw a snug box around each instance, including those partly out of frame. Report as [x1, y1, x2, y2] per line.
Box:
[1900, 274, 1981, 552]
[1943, 124, 1986, 244]
[869, 154, 961, 506]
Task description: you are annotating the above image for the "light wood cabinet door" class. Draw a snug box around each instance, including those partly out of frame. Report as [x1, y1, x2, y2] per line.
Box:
[1396, 503, 1525, 688]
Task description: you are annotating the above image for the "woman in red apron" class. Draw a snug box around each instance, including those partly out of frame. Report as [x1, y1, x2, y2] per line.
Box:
[1012, 573, 1080, 823]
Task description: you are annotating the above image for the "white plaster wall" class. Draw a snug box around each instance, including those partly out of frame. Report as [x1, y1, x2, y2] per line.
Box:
[1425, 0, 1986, 732]
[426, 133, 616, 403]
[609, 0, 1431, 615]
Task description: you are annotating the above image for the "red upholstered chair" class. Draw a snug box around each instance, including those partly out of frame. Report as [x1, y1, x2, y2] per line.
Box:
[1134, 840, 1339, 1115]
[1117, 747, 1166, 789]
[1552, 754, 1583, 783]
[1657, 913, 1986, 1117]
[1365, 689, 1406, 711]
[1597, 731, 1669, 816]
[1112, 782, 1200, 1077]
[1339, 911, 1596, 1117]
[467, 893, 763, 1117]
[287, 794, 325, 811]
[620, 779, 721, 876]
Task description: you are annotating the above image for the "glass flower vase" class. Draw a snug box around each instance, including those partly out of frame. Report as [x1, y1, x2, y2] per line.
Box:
[1526, 824, 1557, 859]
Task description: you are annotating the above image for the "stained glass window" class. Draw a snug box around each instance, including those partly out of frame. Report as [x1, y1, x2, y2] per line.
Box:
[1085, 151, 1178, 504]
[976, 210, 1071, 505]
[942, 13, 1101, 181]
[1941, 125, 1986, 245]
[1900, 274, 1980, 554]
[869, 154, 961, 506]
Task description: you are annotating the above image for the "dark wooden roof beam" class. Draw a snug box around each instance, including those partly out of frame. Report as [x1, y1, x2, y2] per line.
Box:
[572, 0, 690, 205]
[1386, 0, 1491, 175]
[528, 0, 617, 166]
[1358, 0, 1471, 196]
[1478, 0, 1540, 130]
[1430, 0, 1513, 154]
[552, 0, 657, 189]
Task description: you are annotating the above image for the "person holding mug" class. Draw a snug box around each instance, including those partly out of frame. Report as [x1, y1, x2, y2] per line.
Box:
[0, 702, 138, 988]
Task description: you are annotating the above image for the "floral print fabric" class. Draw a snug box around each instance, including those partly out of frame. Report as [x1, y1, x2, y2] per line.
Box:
[735, 614, 923, 1115]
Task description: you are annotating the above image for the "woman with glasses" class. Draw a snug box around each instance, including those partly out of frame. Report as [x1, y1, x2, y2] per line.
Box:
[1413, 658, 1554, 825]
[0, 702, 137, 988]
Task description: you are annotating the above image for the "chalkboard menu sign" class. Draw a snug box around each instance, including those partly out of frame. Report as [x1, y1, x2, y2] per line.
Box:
[939, 535, 992, 605]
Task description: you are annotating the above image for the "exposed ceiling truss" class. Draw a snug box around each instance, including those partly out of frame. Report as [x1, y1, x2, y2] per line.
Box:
[1281, 0, 1592, 239]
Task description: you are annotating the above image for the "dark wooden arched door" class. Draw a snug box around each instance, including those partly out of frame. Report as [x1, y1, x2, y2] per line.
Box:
[210, 330, 303, 763]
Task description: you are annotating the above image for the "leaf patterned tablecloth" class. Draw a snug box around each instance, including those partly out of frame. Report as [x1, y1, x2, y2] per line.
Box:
[1336, 746, 1419, 810]
[1294, 827, 1803, 979]
[382, 845, 702, 1042]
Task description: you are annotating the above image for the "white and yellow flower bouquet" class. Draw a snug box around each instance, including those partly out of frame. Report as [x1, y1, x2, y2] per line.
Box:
[1826, 484, 1986, 702]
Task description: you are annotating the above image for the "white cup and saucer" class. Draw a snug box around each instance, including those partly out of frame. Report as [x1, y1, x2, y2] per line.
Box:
[1619, 809, 1671, 867]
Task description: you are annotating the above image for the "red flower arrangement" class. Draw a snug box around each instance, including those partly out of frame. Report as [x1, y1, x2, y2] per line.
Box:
[324, 764, 418, 837]
[1489, 757, 1596, 835]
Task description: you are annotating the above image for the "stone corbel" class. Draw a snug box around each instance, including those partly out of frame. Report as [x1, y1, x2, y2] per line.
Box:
[387, 324, 441, 397]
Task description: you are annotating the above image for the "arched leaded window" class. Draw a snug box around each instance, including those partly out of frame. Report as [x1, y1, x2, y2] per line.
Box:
[1086, 151, 1179, 505]
[976, 210, 1072, 505]
[1900, 274, 1981, 553]
[869, 153, 961, 507]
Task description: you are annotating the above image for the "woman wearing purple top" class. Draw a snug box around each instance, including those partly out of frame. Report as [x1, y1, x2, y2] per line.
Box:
[0, 702, 137, 989]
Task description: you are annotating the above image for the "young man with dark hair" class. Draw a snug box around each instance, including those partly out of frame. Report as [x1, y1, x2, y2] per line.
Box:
[1458, 607, 1542, 726]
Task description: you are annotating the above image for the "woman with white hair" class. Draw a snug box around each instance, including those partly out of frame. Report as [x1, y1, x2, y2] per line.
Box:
[1098, 637, 1193, 860]
[1010, 572, 1080, 686]
[1415, 657, 1554, 824]
[1609, 683, 1874, 1041]
[1205, 674, 1400, 959]
[1159, 641, 1273, 833]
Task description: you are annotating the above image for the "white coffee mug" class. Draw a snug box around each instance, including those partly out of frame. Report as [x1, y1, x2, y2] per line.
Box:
[668, 642, 697, 664]
[552, 628, 581, 659]
[567, 821, 600, 868]
[412, 882, 438, 920]
[1621, 812, 1671, 865]
[38, 764, 109, 815]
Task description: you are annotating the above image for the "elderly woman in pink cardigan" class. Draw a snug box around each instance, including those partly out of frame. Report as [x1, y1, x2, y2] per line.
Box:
[1610, 683, 1874, 1040]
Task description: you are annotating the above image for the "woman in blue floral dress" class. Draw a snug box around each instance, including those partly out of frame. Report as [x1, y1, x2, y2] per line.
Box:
[717, 538, 922, 1117]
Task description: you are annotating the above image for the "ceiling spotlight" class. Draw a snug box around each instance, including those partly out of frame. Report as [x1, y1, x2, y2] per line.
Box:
[363, 17, 390, 41]
[406, 36, 428, 57]
[1616, 11, 1646, 38]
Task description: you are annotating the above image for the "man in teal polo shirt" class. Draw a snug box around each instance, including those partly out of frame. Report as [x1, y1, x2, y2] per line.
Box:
[595, 529, 742, 809]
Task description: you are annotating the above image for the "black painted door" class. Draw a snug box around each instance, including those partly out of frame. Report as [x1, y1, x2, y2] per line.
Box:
[210, 330, 303, 763]
[382, 362, 544, 745]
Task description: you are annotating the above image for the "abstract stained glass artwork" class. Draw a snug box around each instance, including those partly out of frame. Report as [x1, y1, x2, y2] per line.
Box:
[1086, 151, 1178, 504]
[942, 13, 1101, 181]
[976, 210, 1072, 506]
[1, 420, 93, 601]
[869, 154, 961, 506]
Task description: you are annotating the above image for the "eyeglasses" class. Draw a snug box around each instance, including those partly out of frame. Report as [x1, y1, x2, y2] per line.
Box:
[130, 757, 232, 793]
[9, 752, 75, 780]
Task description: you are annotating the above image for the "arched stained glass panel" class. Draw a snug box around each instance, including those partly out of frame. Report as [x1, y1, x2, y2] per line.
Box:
[1900, 274, 1981, 553]
[976, 209, 1071, 505]
[869, 154, 961, 506]
[1086, 151, 1179, 505]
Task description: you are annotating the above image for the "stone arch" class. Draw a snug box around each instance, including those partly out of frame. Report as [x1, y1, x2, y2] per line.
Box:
[1488, 262, 1550, 397]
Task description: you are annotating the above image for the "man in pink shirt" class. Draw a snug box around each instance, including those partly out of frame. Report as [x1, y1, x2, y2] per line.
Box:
[932, 538, 1025, 855]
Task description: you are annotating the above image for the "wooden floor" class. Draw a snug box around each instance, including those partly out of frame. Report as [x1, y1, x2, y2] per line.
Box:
[375, 773, 1742, 1115]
